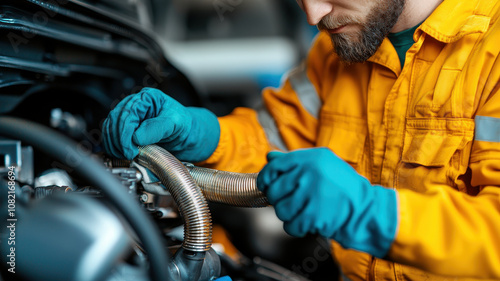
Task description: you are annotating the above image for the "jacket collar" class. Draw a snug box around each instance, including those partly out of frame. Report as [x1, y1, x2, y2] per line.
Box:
[416, 0, 491, 43]
[367, 0, 492, 73]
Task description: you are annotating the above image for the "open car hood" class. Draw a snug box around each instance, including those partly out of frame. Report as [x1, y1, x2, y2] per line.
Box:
[0, 0, 200, 114]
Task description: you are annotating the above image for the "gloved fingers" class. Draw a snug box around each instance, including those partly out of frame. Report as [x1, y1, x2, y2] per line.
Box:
[266, 150, 286, 161]
[120, 132, 140, 160]
[265, 165, 303, 205]
[102, 118, 123, 158]
[111, 91, 140, 112]
[272, 178, 312, 222]
[115, 89, 164, 120]
[102, 95, 133, 158]
[273, 194, 306, 222]
[103, 108, 140, 159]
[136, 87, 170, 114]
[282, 200, 318, 237]
[102, 88, 166, 159]
[132, 116, 176, 146]
[133, 95, 191, 146]
[257, 162, 296, 194]
[283, 216, 310, 237]
[157, 112, 191, 143]
[257, 151, 302, 192]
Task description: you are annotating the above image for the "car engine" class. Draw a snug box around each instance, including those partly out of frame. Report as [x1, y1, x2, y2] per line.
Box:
[0, 1, 337, 280]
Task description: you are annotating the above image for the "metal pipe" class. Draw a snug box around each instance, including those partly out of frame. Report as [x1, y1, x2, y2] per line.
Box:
[185, 164, 269, 207]
[136, 144, 269, 255]
[136, 145, 212, 252]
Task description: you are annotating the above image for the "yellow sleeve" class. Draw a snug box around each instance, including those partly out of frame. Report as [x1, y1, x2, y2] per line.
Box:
[200, 34, 332, 173]
[388, 74, 500, 278]
[390, 187, 500, 278]
[199, 107, 270, 173]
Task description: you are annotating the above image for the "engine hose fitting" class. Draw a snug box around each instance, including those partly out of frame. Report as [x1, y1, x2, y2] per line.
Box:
[136, 145, 212, 252]
[185, 164, 269, 207]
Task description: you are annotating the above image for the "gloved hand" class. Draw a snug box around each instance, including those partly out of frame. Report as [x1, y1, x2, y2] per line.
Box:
[257, 147, 398, 258]
[102, 87, 220, 162]
[215, 276, 232, 281]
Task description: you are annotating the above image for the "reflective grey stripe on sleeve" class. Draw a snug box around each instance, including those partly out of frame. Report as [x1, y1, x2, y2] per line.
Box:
[287, 62, 321, 119]
[256, 103, 288, 151]
[475, 115, 500, 142]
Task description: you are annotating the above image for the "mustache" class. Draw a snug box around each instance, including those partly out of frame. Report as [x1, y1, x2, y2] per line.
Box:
[317, 14, 362, 30]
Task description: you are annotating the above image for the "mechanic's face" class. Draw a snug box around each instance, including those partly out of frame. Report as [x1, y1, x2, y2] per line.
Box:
[297, 0, 405, 63]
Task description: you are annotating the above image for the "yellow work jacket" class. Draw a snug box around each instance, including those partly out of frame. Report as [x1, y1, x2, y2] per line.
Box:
[202, 0, 500, 279]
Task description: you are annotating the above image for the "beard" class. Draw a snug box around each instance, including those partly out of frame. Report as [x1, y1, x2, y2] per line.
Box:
[318, 0, 405, 63]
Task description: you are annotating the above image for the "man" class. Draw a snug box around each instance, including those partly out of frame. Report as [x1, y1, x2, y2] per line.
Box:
[102, 0, 500, 279]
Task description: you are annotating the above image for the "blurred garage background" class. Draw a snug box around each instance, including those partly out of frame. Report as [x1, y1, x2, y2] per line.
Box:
[152, 0, 317, 115]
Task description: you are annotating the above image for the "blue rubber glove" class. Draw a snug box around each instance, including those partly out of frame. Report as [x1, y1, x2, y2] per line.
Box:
[257, 147, 398, 258]
[214, 276, 232, 281]
[102, 87, 220, 162]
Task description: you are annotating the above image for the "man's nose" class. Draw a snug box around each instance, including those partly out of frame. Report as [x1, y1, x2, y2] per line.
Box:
[300, 0, 334, 25]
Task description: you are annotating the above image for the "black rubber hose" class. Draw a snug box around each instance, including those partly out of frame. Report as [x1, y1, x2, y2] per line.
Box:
[0, 116, 171, 281]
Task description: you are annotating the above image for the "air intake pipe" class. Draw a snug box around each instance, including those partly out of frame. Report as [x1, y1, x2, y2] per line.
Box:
[136, 145, 213, 252]
[136, 145, 269, 251]
[184, 163, 268, 207]
[136, 144, 269, 281]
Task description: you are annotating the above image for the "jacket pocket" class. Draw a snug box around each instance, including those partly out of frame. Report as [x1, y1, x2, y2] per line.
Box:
[398, 117, 474, 192]
[317, 111, 367, 165]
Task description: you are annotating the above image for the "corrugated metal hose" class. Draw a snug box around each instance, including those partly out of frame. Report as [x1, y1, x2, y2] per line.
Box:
[136, 144, 268, 253]
[185, 163, 268, 208]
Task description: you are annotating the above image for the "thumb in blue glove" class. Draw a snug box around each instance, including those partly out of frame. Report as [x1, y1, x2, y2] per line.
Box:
[102, 87, 220, 162]
[257, 147, 398, 258]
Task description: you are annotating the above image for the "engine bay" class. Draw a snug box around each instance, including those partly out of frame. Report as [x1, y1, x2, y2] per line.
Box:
[0, 1, 336, 280]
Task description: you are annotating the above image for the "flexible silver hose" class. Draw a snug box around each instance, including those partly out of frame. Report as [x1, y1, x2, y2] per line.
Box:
[185, 164, 269, 207]
[136, 144, 269, 252]
[136, 145, 212, 252]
